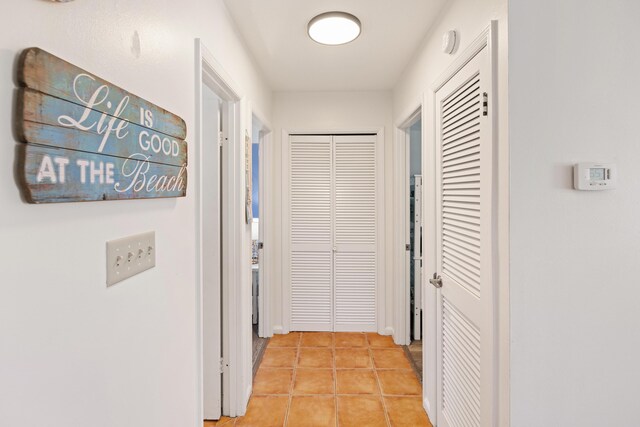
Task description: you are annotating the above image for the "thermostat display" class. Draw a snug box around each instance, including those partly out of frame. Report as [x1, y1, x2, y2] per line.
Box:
[589, 168, 605, 181]
[574, 162, 617, 190]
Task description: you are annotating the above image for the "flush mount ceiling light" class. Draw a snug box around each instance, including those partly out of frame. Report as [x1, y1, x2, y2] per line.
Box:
[308, 12, 361, 46]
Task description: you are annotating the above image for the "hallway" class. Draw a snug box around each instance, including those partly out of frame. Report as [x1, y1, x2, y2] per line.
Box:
[205, 332, 432, 427]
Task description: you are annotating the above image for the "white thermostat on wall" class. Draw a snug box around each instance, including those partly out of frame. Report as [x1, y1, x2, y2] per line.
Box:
[573, 162, 617, 190]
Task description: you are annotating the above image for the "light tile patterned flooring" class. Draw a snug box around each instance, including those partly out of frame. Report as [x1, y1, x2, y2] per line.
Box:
[204, 332, 433, 427]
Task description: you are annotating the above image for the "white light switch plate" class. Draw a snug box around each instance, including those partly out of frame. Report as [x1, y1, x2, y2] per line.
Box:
[106, 231, 156, 286]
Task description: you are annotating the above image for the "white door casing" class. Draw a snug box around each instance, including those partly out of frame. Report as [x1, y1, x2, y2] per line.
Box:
[289, 134, 377, 332]
[434, 42, 496, 427]
[196, 39, 248, 421]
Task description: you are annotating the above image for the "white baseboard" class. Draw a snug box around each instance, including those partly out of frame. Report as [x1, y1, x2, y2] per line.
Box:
[382, 326, 394, 336]
[241, 384, 252, 416]
[273, 325, 284, 335]
[423, 397, 433, 421]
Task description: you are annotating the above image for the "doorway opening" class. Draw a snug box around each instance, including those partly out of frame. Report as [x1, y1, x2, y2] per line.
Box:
[201, 84, 225, 421]
[406, 118, 423, 379]
[250, 114, 271, 375]
[196, 39, 246, 422]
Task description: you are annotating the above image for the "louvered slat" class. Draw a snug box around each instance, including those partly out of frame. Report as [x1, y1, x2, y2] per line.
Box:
[441, 73, 482, 299]
[442, 297, 481, 427]
[291, 138, 331, 245]
[334, 135, 377, 331]
[334, 252, 376, 326]
[334, 139, 376, 246]
[291, 252, 332, 325]
[290, 136, 333, 330]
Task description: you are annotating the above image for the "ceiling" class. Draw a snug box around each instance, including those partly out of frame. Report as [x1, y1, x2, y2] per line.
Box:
[223, 0, 448, 92]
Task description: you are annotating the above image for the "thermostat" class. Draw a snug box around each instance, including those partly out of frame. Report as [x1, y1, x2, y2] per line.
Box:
[573, 162, 617, 190]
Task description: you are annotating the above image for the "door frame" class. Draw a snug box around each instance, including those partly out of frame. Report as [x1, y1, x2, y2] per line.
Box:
[425, 21, 505, 425]
[281, 128, 386, 334]
[394, 108, 423, 346]
[195, 38, 247, 421]
[250, 110, 273, 338]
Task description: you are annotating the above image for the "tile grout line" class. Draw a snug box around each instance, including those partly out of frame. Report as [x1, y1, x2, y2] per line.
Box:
[332, 333, 338, 427]
[283, 333, 301, 427]
[235, 334, 422, 427]
[368, 335, 393, 427]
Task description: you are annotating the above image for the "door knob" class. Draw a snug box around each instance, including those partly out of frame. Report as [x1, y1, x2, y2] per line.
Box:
[429, 273, 443, 288]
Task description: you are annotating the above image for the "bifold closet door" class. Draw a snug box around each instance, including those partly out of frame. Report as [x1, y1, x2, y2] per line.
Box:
[289, 134, 377, 332]
[333, 135, 377, 332]
[290, 135, 333, 331]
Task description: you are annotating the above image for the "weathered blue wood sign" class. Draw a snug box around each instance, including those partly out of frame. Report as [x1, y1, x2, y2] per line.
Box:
[16, 48, 188, 203]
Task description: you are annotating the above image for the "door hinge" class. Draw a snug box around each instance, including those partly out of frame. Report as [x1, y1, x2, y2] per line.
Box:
[219, 357, 226, 374]
[218, 132, 224, 147]
[482, 92, 488, 116]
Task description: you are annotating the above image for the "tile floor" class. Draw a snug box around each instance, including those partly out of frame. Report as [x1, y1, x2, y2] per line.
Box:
[204, 332, 432, 427]
[405, 340, 423, 380]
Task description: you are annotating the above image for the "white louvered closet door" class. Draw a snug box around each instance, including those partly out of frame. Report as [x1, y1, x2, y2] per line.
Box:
[290, 135, 333, 331]
[289, 134, 377, 332]
[435, 45, 496, 427]
[333, 135, 377, 332]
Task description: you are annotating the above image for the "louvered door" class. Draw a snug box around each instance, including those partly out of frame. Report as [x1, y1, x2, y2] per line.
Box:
[435, 45, 495, 427]
[289, 134, 377, 332]
[290, 135, 333, 331]
[333, 135, 377, 332]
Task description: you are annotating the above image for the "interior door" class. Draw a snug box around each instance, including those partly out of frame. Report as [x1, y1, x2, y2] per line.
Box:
[333, 135, 377, 332]
[290, 135, 333, 331]
[202, 88, 222, 420]
[434, 45, 495, 427]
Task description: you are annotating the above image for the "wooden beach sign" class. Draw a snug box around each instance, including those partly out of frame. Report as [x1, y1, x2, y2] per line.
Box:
[16, 48, 188, 203]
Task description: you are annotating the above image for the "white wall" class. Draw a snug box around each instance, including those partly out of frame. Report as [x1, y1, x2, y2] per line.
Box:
[392, 0, 509, 423]
[0, 1, 271, 426]
[509, 1, 640, 425]
[271, 91, 395, 334]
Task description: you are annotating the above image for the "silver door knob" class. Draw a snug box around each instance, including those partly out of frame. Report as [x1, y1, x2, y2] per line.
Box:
[429, 273, 443, 288]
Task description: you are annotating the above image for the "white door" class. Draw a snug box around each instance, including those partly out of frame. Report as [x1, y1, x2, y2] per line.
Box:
[289, 134, 377, 332]
[290, 135, 334, 331]
[333, 135, 377, 332]
[434, 45, 495, 427]
[202, 87, 222, 420]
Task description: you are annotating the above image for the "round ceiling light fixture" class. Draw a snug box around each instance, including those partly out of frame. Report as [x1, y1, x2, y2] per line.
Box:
[308, 12, 361, 46]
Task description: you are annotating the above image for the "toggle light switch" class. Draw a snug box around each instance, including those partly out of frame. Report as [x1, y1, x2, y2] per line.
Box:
[106, 231, 156, 286]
